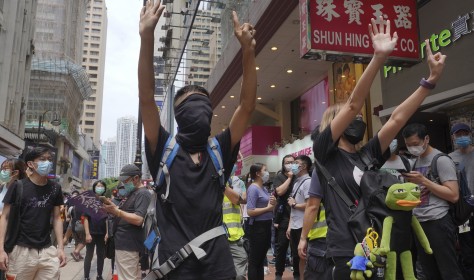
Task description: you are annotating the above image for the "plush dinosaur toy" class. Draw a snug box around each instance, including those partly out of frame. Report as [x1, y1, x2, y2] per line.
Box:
[372, 183, 433, 280]
[347, 243, 374, 280]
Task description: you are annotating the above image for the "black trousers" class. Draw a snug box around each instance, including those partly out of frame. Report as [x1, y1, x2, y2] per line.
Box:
[247, 220, 272, 280]
[84, 234, 106, 278]
[274, 224, 290, 276]
[459, 217, 474, 279]
[289, 228, 302, 277]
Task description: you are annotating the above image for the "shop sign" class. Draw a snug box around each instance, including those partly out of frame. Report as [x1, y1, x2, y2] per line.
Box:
[278, 135, 314, 162]
[384, 11, 474, 78]
[91, 155, 99, 180]
[300, 0, 420, 66]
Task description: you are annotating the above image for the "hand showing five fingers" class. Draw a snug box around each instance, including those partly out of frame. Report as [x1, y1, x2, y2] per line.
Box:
[140, 0, 165, 38]
[232, 11, 256, 51]
[368, 16, 398, 58]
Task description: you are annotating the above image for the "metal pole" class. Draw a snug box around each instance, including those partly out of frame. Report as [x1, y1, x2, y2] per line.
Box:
[37, 114, 42, 146]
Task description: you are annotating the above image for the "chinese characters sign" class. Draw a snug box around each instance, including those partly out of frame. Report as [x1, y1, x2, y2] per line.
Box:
[91, 153, 99, 180]
[68, 190, 108, 223]
[300, 0, 420, 66]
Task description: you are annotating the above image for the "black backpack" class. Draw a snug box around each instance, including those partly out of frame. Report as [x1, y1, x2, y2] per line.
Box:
[315, 150, 400, 243]
[429, 153, 473, 226]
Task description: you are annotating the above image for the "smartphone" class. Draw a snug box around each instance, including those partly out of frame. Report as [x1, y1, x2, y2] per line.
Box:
[396, 169, 408, 174]
[99, 196, 111, 205]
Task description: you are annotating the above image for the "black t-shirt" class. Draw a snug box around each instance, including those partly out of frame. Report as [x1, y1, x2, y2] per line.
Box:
[114, 187, 151, 252]
[272, 171, 293, 227]
[313, 125, 389, 258]
[85, 215, 107, 235]
[3, 178, 63, 249]
[145, 126, 239, 279]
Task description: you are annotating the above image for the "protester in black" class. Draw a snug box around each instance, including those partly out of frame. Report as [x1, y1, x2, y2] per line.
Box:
[0, 147, 66, 278]
[83, 180, 108, 280]
[298, 19, 447, 279]
[138, 1, 257, 279]
[272, 155, 295, 280]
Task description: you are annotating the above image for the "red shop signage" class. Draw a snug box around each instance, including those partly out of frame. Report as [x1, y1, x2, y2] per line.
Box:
[300, 0, 420, 66]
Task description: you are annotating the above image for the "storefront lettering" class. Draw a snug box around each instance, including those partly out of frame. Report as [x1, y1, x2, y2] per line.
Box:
[384, 11, 474, 78]
[291, 147, 313, 158]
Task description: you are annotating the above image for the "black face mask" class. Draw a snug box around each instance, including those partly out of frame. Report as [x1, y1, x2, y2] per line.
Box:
[175, 94, 212, 153]
[343, 117, 366, 145]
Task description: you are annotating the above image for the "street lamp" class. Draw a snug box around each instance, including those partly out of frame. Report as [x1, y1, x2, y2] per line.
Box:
[37, 110, 61, 145]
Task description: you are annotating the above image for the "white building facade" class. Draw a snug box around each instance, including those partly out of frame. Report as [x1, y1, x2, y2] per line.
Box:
[116, 116, 137, 173]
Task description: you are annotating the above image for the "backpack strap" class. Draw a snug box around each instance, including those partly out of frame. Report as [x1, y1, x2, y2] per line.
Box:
[314, 158, 356, 213]
[156, 136, 180, 202]
[207, 137, 225, 190]
[291, 177, 311, 199]
[429, 153, 450, 183]
[399, 155, 412, 172]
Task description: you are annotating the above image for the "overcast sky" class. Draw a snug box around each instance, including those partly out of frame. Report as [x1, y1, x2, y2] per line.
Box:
[100, 0, 144, 141]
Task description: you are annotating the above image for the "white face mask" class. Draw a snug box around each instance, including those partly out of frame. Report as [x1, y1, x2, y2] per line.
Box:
[261, 171, 270, 183]
[407, 144, 427, 157]
[284, 164, 292, 172]
[389, 139, 398, 154]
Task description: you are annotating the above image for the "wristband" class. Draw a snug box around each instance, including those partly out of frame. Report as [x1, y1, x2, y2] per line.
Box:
[420, 78, 435, 89]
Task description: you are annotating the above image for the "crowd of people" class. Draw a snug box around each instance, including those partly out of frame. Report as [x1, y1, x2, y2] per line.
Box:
[0, 1, 473, 280]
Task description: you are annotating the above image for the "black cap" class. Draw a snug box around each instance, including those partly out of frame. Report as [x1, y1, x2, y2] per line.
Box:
[118, 164, 141, 181]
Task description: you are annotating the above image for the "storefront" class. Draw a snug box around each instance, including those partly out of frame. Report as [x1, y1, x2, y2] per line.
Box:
[379, 0, 474, 152]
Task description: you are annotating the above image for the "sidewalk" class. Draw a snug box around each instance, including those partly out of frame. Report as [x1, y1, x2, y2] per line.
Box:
[60, 245, 113, 280]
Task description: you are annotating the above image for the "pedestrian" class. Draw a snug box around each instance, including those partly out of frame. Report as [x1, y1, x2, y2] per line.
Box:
[448, 123, 474, 279]
[0, 147, 67, 279]
[83, 180, 108, 280]
[103, 164, 151, 280]
[246, 163, 276, 280]
[223, 165, 248, 280]
[139, 0, 257, 279]
[402, 123, 463, 280]
[272, 155, 296, 280]
[298, 17, 447, 279]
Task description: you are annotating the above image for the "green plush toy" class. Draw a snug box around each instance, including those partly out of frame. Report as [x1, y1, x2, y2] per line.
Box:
[347, 243, 374, 280]
[371, 183, 433, 280]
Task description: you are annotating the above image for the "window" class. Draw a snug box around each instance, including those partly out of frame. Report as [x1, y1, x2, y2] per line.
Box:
[87, 97, 96, 102]
[85, 121, 94, 125]
[89, 66, 98, 71]
[83, 43, 88, 47]
[92, 14, 101, 19]
[86, 113, 95, 117]
[90, 82, 97, 86]
[85, 129, 94, 133]
[91, 43, 99, 48]
[83, 50, 87, 55]
[86, 105, 95, 110]
[90, 58, 99, 63]
[91, 36, 100, 41]
[92, 21, 101, 27]
[89, 74, 97, 79]
[93, 7, 102, 12]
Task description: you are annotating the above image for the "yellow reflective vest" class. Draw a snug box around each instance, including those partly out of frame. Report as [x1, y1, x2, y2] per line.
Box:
[307, 203, 327, 241]
[223, 195, 245, 242]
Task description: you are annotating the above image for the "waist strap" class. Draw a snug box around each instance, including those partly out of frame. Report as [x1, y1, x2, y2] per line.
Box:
[144, 225, 227, 279]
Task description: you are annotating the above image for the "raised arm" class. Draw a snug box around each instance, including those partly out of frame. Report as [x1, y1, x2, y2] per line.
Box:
[330, 17, 398, 142]
[228, 11, 257, 149]
[138, 0, 165, 155]
[377, 41, 446, 152]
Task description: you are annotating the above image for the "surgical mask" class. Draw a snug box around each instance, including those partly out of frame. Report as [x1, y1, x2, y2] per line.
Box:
[124, 181, 135, 193]
[175, 94, 212, 153]
[95, 186, 105, 195]
[284, 164, 292, 172]
[118, 188, 128, 197]
[389, 139, 398, 154]
[407, 144, 426, 157]
[261, 171, 269, 183]
[291, 163, 301, 176]
[343, 117, 367, 145]
[455, 136, 472, 148]
[36, 160, 52, 176]
[0, 170, 11, 183]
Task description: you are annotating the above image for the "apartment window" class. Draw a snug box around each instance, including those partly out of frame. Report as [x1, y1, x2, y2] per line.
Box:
[91, 36, 100, 41]
[89, 74, 98, 79]
[91, 43, 99, 48]
[86, 105, 95, 110]
[83, 50, 87, 55]
[84, 43, 88, 47]
[84, 28, 89, 33]
[84, 35, 89, 40]
[85, 121, 94, 125]
[92, 14, 101, 19]
[91, 29, 100, 34]
[86, 113, 95, 117]
[85, 129, 94, 133]
[90, 82, 97, 86]
[87, 97, 96, 102]
[93, 7, 102, 12]
[82, 58, 87, 62]
[90, 51, 99, 56]
[92, 21, 101, 27]
[94, 0, 103, 3]
[90, 59, 99, 64]
[89, 66, 98, 71]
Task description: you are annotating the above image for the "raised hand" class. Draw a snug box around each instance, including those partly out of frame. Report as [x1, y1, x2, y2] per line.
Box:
[369, 16, 398, 58]
[139, 0, 165, 39]
[232, 11, 256, 51]
[425, 39, 447, 84]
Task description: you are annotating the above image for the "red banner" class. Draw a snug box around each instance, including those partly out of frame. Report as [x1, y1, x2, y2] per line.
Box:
[301, 0, 420, 66]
